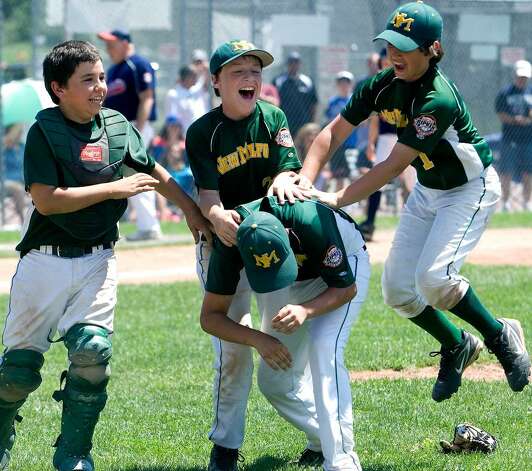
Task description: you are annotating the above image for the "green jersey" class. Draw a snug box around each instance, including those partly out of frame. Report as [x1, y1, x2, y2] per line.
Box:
[206, 196, 356, 295]
[17, 109, 155, 253]
[342, 66, 492, 189]
[186, 100, 301, 209]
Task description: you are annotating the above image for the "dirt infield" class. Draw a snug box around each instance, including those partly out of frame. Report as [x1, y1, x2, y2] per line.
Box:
[0, 227, 529, 293]
[350, 363, 506, 382]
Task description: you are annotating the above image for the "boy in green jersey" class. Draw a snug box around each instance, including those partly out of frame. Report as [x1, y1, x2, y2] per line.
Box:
[287, 2, 530, 402]
[200, 197, 369, 470]
[0, 40, 210, 471]
[186, 40, 307, 469]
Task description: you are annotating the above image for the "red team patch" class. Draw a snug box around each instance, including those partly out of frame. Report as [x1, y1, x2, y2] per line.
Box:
[80, 145, 103, 162]
[323, 245, 343, 268]
[413, 115, 437, 140]
[275, 128, 294, 148]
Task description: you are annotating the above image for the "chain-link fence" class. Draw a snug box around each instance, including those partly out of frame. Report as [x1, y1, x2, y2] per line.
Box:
[1, 0, 531, 226]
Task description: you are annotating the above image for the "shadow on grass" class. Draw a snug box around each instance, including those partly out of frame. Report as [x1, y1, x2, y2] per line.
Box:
[120, 467, 204, 471]
[243, 455, 292, 470]
[118, 458, 287, 471]
[362, 465, 401, 471]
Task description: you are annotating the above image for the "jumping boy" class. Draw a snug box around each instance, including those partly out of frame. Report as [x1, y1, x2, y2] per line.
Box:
[0, 40, 210, 471]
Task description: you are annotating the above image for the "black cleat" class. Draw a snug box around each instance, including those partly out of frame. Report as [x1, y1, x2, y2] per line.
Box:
[431, 331, 483, 402]
[208, 444, 242, 471]
[297, 448, 324, 467]
[485, 318, 530, 392]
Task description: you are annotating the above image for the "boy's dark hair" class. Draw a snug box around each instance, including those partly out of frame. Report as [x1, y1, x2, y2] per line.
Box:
[43, 40, 102, 104]
[419, 42, 445, 66]
[179, 65, 196, 82]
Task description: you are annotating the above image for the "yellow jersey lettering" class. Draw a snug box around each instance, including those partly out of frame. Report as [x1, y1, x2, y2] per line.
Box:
[392, 12, 415, 32]
[254, 250, 280, 268]
[237, 146, 248, 165]
[262, 176, 272, 189]
[261, 143, 269, 158]
[228, 152, 240, 169]
[380, 109, 408, 128]
[419, 152, 435, 170]
[217, 143, 270, 175]
[247, 143, 258, 158]
[217, 156, 228, 175]
[295, 253, 308, 267]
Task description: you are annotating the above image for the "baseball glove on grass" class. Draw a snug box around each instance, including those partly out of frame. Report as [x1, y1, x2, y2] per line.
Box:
[440, 423, 497, 454]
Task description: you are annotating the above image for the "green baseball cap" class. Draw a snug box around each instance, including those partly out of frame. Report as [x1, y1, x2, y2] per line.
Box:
[237, 211, 298, 294]
[209, 39, 274, 74]
[374, 1, 443, 52]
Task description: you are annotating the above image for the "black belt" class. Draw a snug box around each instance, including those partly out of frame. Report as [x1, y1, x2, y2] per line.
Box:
[38, 242, 114, 258]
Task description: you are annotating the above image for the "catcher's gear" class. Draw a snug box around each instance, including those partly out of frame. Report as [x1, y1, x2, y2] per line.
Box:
[440, 423, 497, 454]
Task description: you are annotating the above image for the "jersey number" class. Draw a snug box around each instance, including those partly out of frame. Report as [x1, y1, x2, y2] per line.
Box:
[419, 152, 435, 170]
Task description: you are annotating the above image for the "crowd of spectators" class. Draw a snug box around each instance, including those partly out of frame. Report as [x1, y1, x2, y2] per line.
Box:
[2, 39, 531, 233]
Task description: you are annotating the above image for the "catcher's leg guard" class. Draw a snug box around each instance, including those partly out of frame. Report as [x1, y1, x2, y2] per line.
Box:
[0, 349, 44, 466]
[52, 325, 112, 470]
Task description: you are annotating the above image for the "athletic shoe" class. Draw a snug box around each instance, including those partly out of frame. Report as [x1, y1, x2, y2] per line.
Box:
[431, 331, 483, 402]
[297, 448, 324, 467]
[485, 318, 530, 392]
[53, 450, 94, 471]
[359, 222, 375, 242]
[207, 444, 242, 471]
[0, 449, 10, 470]
[125, 229, 162, 242]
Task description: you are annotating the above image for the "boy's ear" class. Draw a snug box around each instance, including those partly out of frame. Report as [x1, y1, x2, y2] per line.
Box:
[211, 73, 219, 90]
[50, 81, 65, 99]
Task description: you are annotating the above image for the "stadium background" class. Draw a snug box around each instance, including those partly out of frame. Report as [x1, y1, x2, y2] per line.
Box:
[0, 0, 531, 223]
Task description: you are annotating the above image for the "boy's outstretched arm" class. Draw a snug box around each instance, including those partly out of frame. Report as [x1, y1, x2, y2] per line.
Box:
[151, 162, 213, 244]
[30, 173, 159, 215]
[198, 189, 241, 247]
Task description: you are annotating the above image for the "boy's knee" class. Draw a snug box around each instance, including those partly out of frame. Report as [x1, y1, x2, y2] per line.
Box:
[0, 349, 44, 402]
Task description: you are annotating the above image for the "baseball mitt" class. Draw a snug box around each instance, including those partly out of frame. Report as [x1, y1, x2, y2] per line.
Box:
[440, 423, 497, 454]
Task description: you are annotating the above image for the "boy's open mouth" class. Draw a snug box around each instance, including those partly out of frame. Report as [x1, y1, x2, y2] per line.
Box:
[239, 87, 255, 100]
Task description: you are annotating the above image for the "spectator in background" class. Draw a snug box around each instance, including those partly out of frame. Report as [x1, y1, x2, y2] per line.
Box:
[294, 122, 329, 191]
[273, 51, 318, 136]
[259, 82, 280, 107]
[324, 71, 357, 191]
[353, 52, 381, 152]
[495, 59, 532, 212]
[149, 116, 187, 221]
[149, 116, 186, 165]
[98, 29, 162, 241]
[165, 65, 210, 134]
[3, 123, 29, 225]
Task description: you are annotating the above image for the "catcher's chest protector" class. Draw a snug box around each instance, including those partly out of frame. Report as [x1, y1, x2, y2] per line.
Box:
[36, 107, 129, 186]
[34, 107, 129, 239]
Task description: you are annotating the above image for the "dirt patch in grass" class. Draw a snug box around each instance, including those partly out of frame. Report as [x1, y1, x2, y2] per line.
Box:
[350, 363, 506, 382]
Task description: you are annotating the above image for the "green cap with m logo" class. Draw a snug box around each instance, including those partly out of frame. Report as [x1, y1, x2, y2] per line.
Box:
[237, 211, 298, 294]
[374, 1, 443, 52]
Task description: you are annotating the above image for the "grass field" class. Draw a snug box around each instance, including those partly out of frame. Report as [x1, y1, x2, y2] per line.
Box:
[2, 263, 530, 470]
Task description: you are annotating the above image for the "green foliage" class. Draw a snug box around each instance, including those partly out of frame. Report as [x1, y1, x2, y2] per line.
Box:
[3, 0, 31, 45]
[1, 266, 531, 470]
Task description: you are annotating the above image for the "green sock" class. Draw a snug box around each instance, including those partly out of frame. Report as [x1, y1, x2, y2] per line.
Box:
[450, 286, 503, 339]
[410, 306, 463, 348]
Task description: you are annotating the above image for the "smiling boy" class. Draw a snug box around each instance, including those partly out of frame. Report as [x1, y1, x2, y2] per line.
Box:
[0, 40, 210, 471]
[185, 40, 305, 470]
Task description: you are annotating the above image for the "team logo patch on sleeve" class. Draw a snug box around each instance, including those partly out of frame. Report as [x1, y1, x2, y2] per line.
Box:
[143, 72, 153, 84]
[323, 245, 343, 268]
[80, 145, 103, 162]
[275, 128, 294, 148]
[413, 115, 437, 140]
